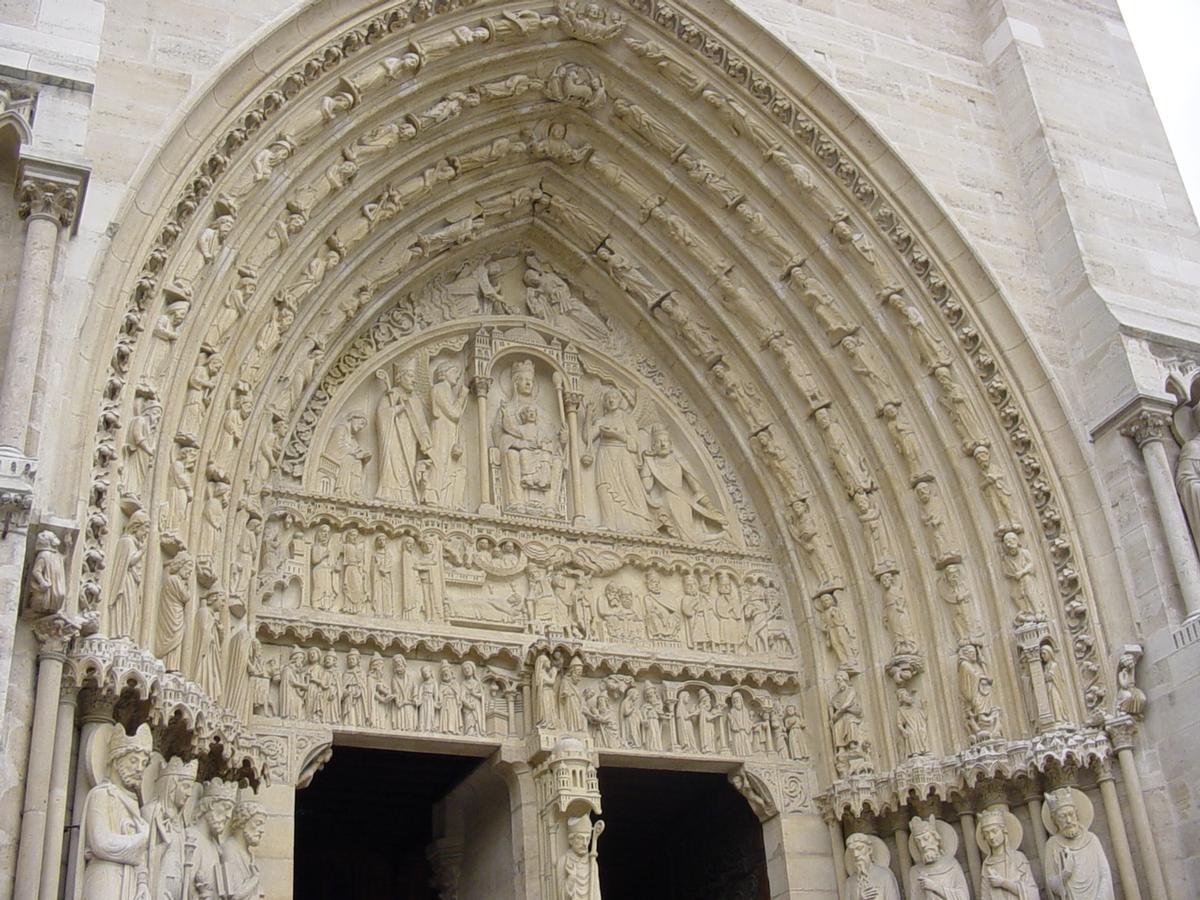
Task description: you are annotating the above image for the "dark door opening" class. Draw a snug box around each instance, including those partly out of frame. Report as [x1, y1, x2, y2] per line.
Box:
[294, 746, 482, 899]
[596, 767, 770, 900]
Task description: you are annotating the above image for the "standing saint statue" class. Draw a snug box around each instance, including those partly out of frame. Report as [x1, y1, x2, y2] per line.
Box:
[1176, 426, 1200, 554]
[582, 387, 652, 531]
[27, 530, 67, 614]
[908, 816, 971, 900]
[221, 794, 267, 900]
[185, 779, 238, 900]
[844, 833, 901, 900]
[142, 755, 197, 900]
[976, 805, 1039, 900]
[559, 815, 604, 900]
[80, 723, 153, 900]
[533, 651, 559, 728]
[375, 361, 431, 503]
[1043, 788, 1114, 900]
[425, 362, 470, 509]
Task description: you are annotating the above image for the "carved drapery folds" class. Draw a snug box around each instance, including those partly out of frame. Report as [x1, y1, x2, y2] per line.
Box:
[68, 0, 1121, 869]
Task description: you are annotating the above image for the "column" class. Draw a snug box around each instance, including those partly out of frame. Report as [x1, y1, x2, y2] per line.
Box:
[1022, 784, 1047, 865]
[472, 376, 493, 512]
[12, 613, 77, 897]
[63, 690, 115, 900]
[563, 391, 585, 525]
[956, 807, 982, 890]
[1109, 720, 1170, 900]
[1096, 762, 1143, 900]
[827, 817, 847, 900]
[887, 813, 911, 889]
[762, 810, 839, 900]
[1122, 410, 1200, 618]
[39, 683, 78, 899]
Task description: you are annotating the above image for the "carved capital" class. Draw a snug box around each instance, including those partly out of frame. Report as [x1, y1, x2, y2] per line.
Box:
[562, 391, 584, 412]
[1119, 409, 1171, 449]
[1105, 714, 1138, 752]
[14, 157, 89, 233]
[470, 375, 493, 398]
[0, 445, 36, 536]
[32, 612, 79, 658]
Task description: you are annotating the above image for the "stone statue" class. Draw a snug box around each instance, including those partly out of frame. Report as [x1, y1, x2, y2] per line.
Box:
[122, 396, 162, 497]
[957, 642, 1002, 741]
[426, 362, 469, 508]
[844, 832, 901, 900]
[185, 778, 238, 899]
[461, 660, 486, 736]
[559, 815, 604, 900]
[680, 572, 715, 651]
[221, 793, 266, 900]
[1001, 531, 1043, 620]
[1115, 647, 1146, 719]
[143, 755, 197, 900]
[27, 530, 67, 614]
[191, 591, 225, 701]
[896, 687, 930, 757]
[558, 655, 587, 733]
[1042, 787, 1114, 900]
[109, 509, 150, 638]
[367, 653, 391, 728]
[815, 591, 860, 671]
[340, 528, 367, 614]
[642, 570, 680, 640]
[583, 386, 651, 531]
[976, 804, 1039, 900]
[1041, 643, 1070, 724]
[1175, 421, 1200, 552]
[327, 412, 371, 497]
[533, 651, 559, 728]
[783, 705, 808, 759]
[641, 424, 727, 542]
[279, 647, 307, 720]
[392, 656, 417, 730]
[908, 815, 970, 900]
[310, 525, 338, 612]
[375, 360, 431, 503]
[80, 723, 153, 900]
[830, 670, 866, 763]
[370, 534, 395, 617]
[727, 693, 755, 757]
[341, 647, 369, 727]
[494, 359, 566, 513]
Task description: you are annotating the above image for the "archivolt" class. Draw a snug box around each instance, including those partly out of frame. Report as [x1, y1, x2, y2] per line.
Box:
[72, 0, 1118, 800]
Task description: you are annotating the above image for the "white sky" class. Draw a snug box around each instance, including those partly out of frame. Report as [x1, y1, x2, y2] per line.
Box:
[1118, 0, 1200, 218]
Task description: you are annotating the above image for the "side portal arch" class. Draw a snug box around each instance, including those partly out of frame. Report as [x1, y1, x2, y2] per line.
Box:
[49, 0, 1136, 897]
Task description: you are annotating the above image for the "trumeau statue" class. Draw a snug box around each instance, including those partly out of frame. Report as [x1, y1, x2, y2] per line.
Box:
[559, 815, 604, 900]
[844, 833, 901, 900]
[81, 723, 153, 900]
[976, 804, 1039, 900]
[908, 815, 970, 900]
[1042, 788, 1114, 900]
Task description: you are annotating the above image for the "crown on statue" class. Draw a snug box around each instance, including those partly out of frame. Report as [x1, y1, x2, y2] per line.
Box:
[163, 756, 198, 780]
[1044, 788, 1076, 815]
[203, 778, 239, 803]
[512, 359, 535, 378]
[909, 815, 939, 839]
[977, 806, 1006, 829]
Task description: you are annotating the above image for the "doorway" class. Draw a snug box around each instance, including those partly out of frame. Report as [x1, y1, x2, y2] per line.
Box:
[294, 746, 482, 899]
[596, 767, 770, 900]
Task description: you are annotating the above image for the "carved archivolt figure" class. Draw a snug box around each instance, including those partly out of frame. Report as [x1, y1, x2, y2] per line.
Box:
[830, 670, 866, 759]
[815, 591, 860, 671]
[375, 361, 431, 503]
[80, 724, 152, 900]
[813, 407, 874, 497]
[641, 424, 727, 542]
[27, 530, 67, 614]
[192, 591, 225, 700]
[1041, 643, 1071, 724]
[895, 687, 930, 758]
[844, 833, 901, 900]
[121, 395, 161, 497]
[908, 816, 970, 900]
[109, 509, 150, 639]
[178, 350, 224, 443]
[976, 805, 1039, 900]
[938, 563, 982, 644]
[957, 643, 1003, 742]
[426, 362, 470, 508]
[583, 387, 651, 531]
[1042, 788, 1114, 900]
[1000, 531, 1044, 620]
[879, 572, 919, 656]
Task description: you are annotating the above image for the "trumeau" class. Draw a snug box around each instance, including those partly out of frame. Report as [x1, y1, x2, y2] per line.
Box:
[3, 0, 1193, 897]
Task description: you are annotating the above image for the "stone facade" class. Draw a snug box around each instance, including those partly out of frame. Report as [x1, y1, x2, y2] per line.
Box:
[0, 0, 1197, 898]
